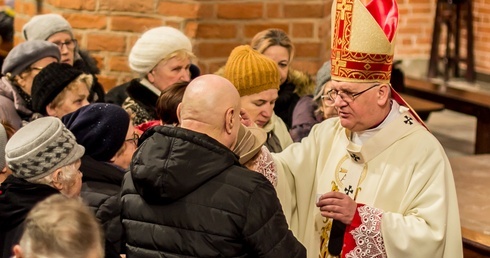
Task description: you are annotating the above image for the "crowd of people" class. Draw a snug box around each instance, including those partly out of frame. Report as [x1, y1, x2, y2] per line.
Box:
[0, 0, 463, 257]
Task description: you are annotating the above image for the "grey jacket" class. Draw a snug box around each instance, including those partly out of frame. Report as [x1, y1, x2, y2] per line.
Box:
[0, 77, 32, 129]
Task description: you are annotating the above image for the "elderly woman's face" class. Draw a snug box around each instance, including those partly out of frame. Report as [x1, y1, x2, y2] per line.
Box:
[321, 81, 338, 120]
[240, 89, 278, 128]
[262, 45, 290, 85]
[46, 82, 90, 118]
[47, 32, 76, 66]
[148, 57, 191, 92]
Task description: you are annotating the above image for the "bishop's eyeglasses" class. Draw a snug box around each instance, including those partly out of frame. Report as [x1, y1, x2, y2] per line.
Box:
[321, 84, 381, 106]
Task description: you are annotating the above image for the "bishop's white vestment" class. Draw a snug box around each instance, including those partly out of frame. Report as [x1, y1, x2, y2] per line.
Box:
[273, 103, 463, 258]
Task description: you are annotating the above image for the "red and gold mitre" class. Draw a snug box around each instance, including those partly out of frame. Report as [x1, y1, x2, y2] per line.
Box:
[330, 0, 398, 83]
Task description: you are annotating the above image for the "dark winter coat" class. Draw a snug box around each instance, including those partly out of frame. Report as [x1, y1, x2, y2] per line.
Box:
[289, 95, 323, 142]
[0, 175, 59, 258]
[120, 125, 306, 258]
[274, 69, 315, 130]
[79, 155, 125, 257]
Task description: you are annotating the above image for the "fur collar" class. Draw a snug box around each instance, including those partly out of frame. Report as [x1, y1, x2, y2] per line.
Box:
[288, 69, 315, 97]
[126, 79, 159, 118]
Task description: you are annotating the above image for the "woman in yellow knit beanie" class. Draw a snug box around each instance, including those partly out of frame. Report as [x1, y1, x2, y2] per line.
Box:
[224, 45, 293, 153]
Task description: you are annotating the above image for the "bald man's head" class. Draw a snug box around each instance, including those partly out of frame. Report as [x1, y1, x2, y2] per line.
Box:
[179, 75, 241, 149]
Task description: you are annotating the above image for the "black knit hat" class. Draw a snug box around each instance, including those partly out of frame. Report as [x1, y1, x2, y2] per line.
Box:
[61, 103, 130, 162]
[31, 62, 84, 115]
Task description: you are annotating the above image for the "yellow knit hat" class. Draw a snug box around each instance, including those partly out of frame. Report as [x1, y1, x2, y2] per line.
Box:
[224, 45, 280, 96]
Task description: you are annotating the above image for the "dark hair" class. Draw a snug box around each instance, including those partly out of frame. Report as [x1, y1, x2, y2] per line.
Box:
[156, 81, 189, 125]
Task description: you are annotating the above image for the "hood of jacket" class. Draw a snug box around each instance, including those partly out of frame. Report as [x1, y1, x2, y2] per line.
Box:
[130, 125, 240, 204]
[74, 49, 101, 75]
[0, 175, 59, 230]
[287, 69, 315, 97]
[0, 77, 32, 116]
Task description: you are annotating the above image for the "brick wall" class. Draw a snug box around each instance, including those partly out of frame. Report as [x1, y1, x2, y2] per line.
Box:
[12, 0, 490, 91]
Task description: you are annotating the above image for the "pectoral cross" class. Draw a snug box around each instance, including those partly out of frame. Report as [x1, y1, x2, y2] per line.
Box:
[349, 153, 360, 162]
[344, 185, 354, 195]
[404, 115, 413, 125]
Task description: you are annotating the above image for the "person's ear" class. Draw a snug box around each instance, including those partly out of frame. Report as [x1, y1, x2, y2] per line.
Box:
[13, 244, 24, 258]
[51, 169, 64, 191]
[176, 103, 182, 124]
[45, 105, 57, 117]
[147, 70, 155, 83]
[377, 84, 391, 106]
[225, 108, 235, 134]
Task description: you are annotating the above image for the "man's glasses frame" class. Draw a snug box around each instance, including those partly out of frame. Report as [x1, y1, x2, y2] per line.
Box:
[321, 84, 381, 106]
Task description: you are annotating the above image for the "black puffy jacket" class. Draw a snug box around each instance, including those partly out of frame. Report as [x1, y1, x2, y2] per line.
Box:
[0, 176, 59, 258]
[79, 155, 125, 257]
[120, 126, 306, 258]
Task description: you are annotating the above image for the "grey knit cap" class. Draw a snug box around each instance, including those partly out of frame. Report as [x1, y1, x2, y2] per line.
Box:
[1, 40, 61, 77]
[313, 61, 332, 101]
[22, 14, 74, 41]
[5, 117, 85, 181]
[0, 124, 7, 169]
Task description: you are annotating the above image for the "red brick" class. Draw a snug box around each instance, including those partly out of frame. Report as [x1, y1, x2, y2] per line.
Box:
[46, 0, 96, 11]
[195, 23, 237, 39]
[243, 24, 289, 38]
[318, 22, 331, 39]
[407, 0, 433, 4]
[217, 3, 263, 19]
[410, 4, 432, 15]
[17, 1, 36, 16]
[266, 3, 281, 18]
[290, 60, 321, 75]
[64, 13, 107, 30]
[99, 0, 153, 12]
[397, 6, 410, 16]
[13, 16, 28, 34]
[111, 16, 162, 33]
[284, 4, 324, 18]
[86, 34, 126, 52]
[165, 21, 182, 30]
[158, 2, 212, 19]
[195, 42, 241, 58]
[90, 54, 105, 71]
[397, 26, 424, 35]
[292, 42, 322, 58]
[292, 23, 314, 38]
[109, 55, 131, 72]
[185, 22, 199, 38]
[97, 74, 119, 92]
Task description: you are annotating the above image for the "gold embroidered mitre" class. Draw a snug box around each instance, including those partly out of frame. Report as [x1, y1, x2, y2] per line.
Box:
[330, 0, 399, 83]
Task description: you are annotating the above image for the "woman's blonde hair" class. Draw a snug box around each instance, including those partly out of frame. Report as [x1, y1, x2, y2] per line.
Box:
[250, 28, 295, 61]
[18, 194, 104, 258]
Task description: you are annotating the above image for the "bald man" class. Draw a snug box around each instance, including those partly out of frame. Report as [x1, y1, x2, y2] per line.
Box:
[120, 75, 306, 258]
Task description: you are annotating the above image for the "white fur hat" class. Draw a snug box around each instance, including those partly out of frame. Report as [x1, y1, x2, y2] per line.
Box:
[129, 26, 192, 75]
